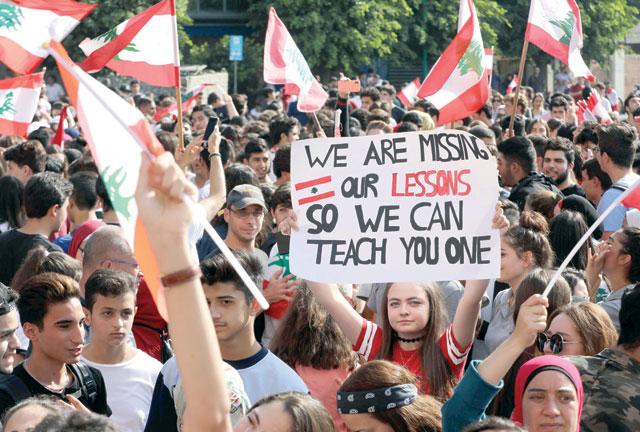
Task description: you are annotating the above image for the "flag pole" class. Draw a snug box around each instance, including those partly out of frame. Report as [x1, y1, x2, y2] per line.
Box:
[508, 39, 529, 135]
[169, 0, 184, 151]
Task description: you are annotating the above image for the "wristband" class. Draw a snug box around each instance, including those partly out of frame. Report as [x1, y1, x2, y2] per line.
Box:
[209, 152, 221, 159]
[160, 266, 202, 288]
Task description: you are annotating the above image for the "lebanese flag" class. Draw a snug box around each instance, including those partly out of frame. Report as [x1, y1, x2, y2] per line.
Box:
[264, 8, 328, 112]
[417, 0, 490, 125]
[79, 0, 179, 87]
[525, 0, 594, 82]
[51, 104, 68, 147]
[49, 40, 169, 318]
[154, 83, 211, 122]
[0, 72, 43, 137]
[506, 75, 518, 95]
[586, 91, 612, 124]
[623, 180, 640, 211]
[0, 1, 94, 75]
[397, 78, 421, 107]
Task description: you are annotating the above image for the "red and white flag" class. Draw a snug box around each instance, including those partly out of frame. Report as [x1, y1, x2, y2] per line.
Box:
[586, 91, 612, 124]
[417, 0, 490, 125]
[263, 8, 328, 112]
[154, 83, 212, 122]
[79, 0, 179, 87]
[397, 78, 421, 107]
[51, 104, 68, 147]
[525, 0, 594, 81]
[506, 75, 518, 95]
[0, 72, 43, 137]
[0, 0, 94, 74]
[49, 40, 170, 317]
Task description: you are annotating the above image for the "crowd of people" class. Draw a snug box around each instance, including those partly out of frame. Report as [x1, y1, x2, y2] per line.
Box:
[0, 68, 638, 432]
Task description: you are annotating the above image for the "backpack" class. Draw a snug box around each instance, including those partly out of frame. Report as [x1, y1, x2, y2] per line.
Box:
[0, 362, 97, 405]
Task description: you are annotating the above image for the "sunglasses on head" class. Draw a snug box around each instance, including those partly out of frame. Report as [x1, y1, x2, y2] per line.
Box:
[536, 333, 580, 354]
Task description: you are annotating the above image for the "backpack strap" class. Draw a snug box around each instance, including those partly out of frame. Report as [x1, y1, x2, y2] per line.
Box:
[0, 374, 32, 404]
[69, 362, 97, 402]
[611, 182, 628, 192]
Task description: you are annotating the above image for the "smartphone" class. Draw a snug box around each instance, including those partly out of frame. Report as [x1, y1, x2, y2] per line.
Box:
[338, 79, 361, 94]
[203, 116, 219, 142]
[275, 231, 291, 255]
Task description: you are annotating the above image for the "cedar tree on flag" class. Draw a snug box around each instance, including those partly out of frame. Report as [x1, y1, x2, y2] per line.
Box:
[79, 0, 179, 87]
[525, 0, 594, 81]
[49, 40, 170, 317]
[154, 83, 212, 122]
[417, 0, 490, 125]
[506, 75, 518, 95]
[397, 78, 421, 108]
[0, 72, 43, 137]
[263, 7, 328, 112]
[0, 0, 95, 74]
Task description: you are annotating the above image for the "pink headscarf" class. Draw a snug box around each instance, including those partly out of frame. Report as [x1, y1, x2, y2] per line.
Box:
[68, 220, 105, 258]
[512, 355, 584, 431]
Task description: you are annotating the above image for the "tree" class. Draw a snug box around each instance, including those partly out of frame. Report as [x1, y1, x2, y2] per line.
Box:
[244, 0, 414, 76]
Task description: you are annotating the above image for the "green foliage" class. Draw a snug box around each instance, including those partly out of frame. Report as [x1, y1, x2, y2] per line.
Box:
[244, 1, 413, 76]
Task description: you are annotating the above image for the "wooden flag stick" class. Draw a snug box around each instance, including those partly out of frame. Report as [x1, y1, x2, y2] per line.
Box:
[509, 39, 529, 135]
[169, 0, 184, 151]
[175, 85, 185, 151]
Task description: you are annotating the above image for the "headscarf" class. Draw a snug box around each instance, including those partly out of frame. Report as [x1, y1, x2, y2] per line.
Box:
[512, 355, 584, 430]
[68, 220, 105, 258]
[559, 195, 603, 240]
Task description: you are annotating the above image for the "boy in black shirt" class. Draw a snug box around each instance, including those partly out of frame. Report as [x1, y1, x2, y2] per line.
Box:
[0, 273, 110, 417]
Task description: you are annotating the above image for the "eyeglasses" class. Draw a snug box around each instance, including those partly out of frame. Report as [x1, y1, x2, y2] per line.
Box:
[536, 333, 580, 354]
[229, 208, 264, 220]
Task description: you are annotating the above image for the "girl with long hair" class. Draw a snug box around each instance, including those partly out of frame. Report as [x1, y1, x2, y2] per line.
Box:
[270, 284, 357, 431]
[0, 176, 24, 234]
[337, 360, 442, 432]
[484, 211, 554, 354]
[305, 208, 509, 400]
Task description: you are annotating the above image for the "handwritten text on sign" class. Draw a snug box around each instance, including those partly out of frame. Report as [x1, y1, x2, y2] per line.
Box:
[290, 130, 500, 283]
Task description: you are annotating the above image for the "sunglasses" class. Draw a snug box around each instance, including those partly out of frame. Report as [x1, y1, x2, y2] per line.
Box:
[536, 333, 580, 354]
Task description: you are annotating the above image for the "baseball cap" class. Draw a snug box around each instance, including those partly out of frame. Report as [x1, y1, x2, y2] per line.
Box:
[227, 184, 267, 210]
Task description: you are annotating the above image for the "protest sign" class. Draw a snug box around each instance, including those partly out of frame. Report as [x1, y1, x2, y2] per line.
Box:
[290, 129, 500, 283]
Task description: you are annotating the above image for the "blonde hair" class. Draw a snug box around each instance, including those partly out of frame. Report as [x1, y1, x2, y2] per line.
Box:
[548, 302, 618, 355]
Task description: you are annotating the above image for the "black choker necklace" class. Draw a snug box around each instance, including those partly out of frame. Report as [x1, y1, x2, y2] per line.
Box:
[396, 335, 425, 343]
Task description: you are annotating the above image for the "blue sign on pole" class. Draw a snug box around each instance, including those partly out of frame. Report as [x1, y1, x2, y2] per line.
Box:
[229, 35, 244, 62]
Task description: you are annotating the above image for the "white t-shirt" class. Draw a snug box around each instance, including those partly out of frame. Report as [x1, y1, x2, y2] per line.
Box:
[81, 349, 162, 432]
[226, 346, 308, 404]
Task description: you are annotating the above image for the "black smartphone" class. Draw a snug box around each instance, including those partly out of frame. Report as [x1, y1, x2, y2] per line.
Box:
[275, 231, 291, 255]
[203, 116, 219, 142]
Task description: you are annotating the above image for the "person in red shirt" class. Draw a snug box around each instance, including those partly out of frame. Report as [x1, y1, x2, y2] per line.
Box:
[303, 206, 509, 400]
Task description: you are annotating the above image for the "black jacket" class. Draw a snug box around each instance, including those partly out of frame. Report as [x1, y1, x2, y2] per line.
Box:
[508, 172, 563, 210]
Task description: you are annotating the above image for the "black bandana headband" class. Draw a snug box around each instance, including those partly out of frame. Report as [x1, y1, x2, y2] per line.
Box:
[337, 384, 418, 414]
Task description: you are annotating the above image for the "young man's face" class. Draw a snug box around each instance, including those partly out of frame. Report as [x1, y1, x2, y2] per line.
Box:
[581, 171, 601, 204]
[280, 126, 299, 146]
[551, 106, 566, 121]
[361, 96, 374, 111]
[0, 309, 21, 374]
[6, 161, 30, 184]
[224, 204, 264, 245]
[85, 293, 136, 349]
[54, 198, 70, 233]
[246, 151, 270, 181]
[497, 153, 516, 187]
[27, 299, 85, 364]
[203, 282, 254, 343]
[543, 150, 571, 185]
[191, 111, 209, 134]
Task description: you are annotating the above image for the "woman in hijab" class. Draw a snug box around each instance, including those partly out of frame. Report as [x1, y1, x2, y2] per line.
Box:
[443, 294, 584, 432]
